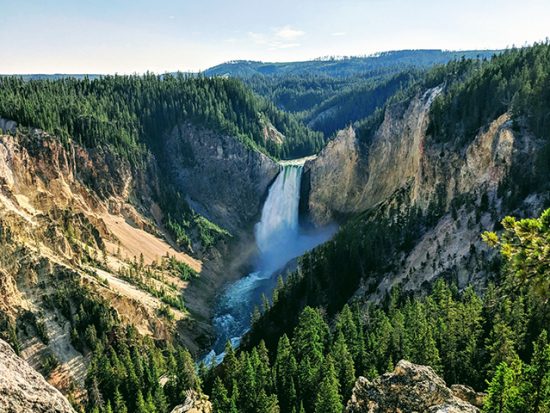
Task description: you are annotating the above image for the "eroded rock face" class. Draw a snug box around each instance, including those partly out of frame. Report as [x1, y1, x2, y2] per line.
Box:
[305, 88, 439, 226]
[165, 123, 279, 233]
[0, 339, 76, 413]
[304, 87, 528, 226]
[346, 360, 480, 413]
[304, 126, 369, 225]
[303, 85, 543, 297]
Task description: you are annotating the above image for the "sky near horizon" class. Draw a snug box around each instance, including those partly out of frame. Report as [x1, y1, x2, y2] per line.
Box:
[1, 0, 549, 74]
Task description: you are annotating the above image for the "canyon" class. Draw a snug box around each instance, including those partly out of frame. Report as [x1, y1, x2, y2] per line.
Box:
[0, 44, 549, 412]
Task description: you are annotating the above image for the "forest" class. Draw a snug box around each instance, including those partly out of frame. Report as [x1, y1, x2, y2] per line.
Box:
[0, 74, 324, 162]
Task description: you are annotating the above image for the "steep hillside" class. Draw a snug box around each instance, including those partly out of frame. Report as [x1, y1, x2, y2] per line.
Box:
[0, 73, 304, 410]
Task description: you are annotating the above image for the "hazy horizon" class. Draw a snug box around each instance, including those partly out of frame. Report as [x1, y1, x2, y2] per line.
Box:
[1, 0, 549, 74]
[2, 47, 505, 76]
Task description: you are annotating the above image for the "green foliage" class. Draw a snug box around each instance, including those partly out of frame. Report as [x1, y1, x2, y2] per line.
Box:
[156, 184, 231, 254]
[204, 208, 549, 411]
[314, 356, 343, 413]
[483, 360, 524, 413]
[0, 74, 323, 162]
[0, 312, 20, 354]
[40, 353, 60, 378]
[18, 310, 49, 344]
[483, 209, 550, 300]
[247, 70, 418, 137]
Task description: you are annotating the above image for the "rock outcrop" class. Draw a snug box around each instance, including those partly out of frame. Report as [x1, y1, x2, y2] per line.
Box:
[0, 339, 76, 413]
[303, 126, 369, 225]
[170, 390, 212, 413]
[346, 360, 483, 413]
[166, 123, 279, 233]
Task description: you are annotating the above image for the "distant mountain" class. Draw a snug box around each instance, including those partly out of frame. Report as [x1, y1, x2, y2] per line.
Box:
[6, 50, 499, 82]
[203, 49, 500, 78]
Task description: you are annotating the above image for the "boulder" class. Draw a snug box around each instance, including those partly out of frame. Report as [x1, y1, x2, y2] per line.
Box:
[170, 390, 212, 413]
[0, 339, 76, 413]
[346, 360, 479, 413]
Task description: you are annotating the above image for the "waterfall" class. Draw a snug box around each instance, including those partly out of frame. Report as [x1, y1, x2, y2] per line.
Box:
[203, 162, 336, 365]
[255, 165, 303, 272]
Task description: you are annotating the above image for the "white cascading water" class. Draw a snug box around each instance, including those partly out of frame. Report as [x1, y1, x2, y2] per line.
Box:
[255, 165, 302, 272]
[203, 161, 336, 365]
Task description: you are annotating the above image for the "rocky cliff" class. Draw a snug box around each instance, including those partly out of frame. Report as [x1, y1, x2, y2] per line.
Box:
[304, 87, 544, 295]
[346, 360, 484, 413]
[165, 122, 279, 233]
[305, 87, 440, 225]
[0, 339, 76, 413]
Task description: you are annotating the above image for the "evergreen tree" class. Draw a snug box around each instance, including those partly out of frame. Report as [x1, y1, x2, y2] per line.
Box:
[521, 331, 550, 413]
[113, 387, 128, 413]
[331, 332, 356, 401]
[483, 361, 524, 413]
[274, 334, 298, 412]
[134, 390, 148, 413]
[314, 356, 343, 413]
[212, 377, 231, 413]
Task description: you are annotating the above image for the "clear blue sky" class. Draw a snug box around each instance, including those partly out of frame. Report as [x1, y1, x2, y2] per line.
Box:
[1, 0, 549, 74]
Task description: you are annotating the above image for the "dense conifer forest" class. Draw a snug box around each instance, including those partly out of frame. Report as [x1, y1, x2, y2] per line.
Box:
[0, 74, 324, 161]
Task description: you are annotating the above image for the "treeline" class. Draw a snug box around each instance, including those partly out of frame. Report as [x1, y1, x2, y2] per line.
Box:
[205, 50, 498, 79]
[204, 210, 550, 413]
[0, 74, 323, 161]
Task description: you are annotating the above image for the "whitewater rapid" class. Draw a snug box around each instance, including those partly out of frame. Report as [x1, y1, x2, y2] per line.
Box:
[203, 160, 335, 365]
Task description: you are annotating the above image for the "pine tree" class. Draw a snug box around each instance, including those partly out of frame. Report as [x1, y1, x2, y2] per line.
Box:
[314, 356, 343, 413]
[522, 331, 550, 413]
[153, 386, 168, 413]
[113, 387, 128, 413]
[293, 307, 329, 406]
[212, 377, 231, 413]
[256, 389, 280, 413]
[483, 360, 524, 413]
[236, 353, 256, 413]
[485, 318, 518, 378]
[145, 391, 157, 413]
[174, 347, 201, 397]
[134, 390, 148, 413]
[275, 334, 298, 412]
[332, 332, 356, 401]
[221, 341, 239, 387]
[255, 340, 273, 392]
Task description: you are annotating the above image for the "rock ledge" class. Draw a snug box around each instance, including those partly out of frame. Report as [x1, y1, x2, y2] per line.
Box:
[346, 360, 483, 413]
[0, 339, 76, 413]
